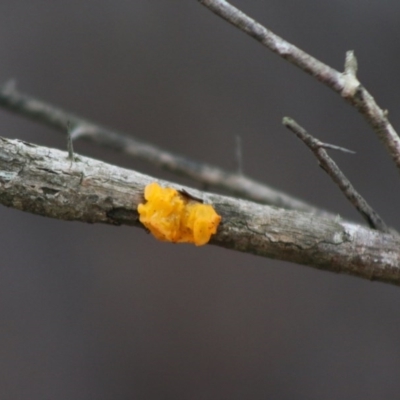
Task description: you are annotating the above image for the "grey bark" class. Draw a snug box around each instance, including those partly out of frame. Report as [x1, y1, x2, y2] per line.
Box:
[1, 137, 399, 286]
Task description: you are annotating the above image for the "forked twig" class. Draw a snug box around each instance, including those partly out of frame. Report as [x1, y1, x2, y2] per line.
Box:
[198, 0, 400, 172]
[283, 117, 390, 233]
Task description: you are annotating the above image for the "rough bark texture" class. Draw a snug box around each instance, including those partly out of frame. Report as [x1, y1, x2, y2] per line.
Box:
[1, 137, 399, 285]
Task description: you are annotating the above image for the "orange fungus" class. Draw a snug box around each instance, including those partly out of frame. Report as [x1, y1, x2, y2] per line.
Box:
[137, 182, 221, 246]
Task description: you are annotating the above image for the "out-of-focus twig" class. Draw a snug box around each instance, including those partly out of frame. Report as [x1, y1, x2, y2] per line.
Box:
[0, 83, 328, 215]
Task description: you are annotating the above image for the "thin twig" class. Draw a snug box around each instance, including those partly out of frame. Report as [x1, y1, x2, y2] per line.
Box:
[0, 83, 329, 215]
[198, 0, 400, 172]
[66, 123, 75, 160]
[319, 143, 355, 154]
[283, 117, 390, 233]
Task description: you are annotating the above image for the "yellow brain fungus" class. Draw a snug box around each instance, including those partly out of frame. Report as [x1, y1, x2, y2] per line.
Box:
[137, 182, 221, 246]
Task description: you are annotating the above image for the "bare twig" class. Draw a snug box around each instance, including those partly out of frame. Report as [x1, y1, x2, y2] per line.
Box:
[0, 136, 399, 285]
[66, 123, 75, 160]
[198, 0, 400, 171]
[0, 83, 328, 215]
[319, 143, 355, 154]
[283, 117, 390, 233]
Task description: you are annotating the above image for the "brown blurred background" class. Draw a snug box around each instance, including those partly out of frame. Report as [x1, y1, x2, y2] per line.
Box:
[0, 1, 400, 399]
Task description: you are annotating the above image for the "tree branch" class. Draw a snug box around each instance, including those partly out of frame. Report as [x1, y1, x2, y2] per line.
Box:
[283, 117, 390, 233]
[1, 136, 399, 286]
[0, 83, 326, 215]
[198, 0, 400, 172]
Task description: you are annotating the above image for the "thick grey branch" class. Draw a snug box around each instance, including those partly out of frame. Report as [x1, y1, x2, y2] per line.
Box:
[283, 117, 390, 233]
[0, 84, 323, 215]
[198, 0, 400, 171]
[1, 136, 399, 286]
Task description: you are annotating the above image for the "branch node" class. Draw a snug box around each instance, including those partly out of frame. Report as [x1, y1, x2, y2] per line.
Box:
[342, 51, 360, 98]
[344, 50, 358, 75]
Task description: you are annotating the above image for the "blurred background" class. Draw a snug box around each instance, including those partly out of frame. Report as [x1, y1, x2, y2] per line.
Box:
[0, 1, 400, 399]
